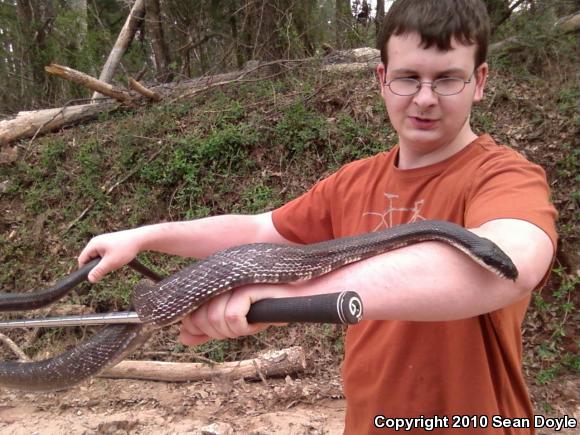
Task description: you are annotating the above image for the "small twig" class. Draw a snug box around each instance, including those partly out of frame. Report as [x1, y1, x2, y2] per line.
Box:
[168, 179, 187, 221]
[63, 205, 93, 233]
[0, 333, 30, 362]
[262, 82, 330, 121]
[25, 107, 66, 150]
[188, 352, 218, 365]
[340, 90, 354, 112]
[23, 328, 42, 349]
[252, 359, 269, 386]
[104, 145, 166, 196]
[23, 97, 111, 156]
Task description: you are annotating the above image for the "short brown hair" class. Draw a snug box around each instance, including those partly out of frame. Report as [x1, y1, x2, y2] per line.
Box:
[377, 0, 490, 68]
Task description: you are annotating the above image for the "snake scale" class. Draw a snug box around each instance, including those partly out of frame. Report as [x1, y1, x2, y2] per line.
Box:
[0, 220, 517, 392]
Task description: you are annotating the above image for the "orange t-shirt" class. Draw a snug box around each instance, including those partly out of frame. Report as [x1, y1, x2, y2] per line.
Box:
[271, 135, 558, 434]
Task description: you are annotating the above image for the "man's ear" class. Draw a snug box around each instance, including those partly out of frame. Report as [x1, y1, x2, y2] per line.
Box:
[376, 63, 387, 90]
[473, 62, 489, 103]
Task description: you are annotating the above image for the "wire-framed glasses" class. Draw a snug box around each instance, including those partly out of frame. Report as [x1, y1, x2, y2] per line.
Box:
[384, 71, 476, 97]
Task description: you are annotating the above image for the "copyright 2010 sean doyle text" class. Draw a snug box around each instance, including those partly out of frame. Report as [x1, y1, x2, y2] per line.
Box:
[373, 415, 577, 431]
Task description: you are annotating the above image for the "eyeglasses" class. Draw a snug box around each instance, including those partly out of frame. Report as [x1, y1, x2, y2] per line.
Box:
[384, 71, 476, 97]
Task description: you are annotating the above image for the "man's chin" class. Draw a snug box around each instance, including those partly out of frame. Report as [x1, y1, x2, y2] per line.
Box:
[400, 130, 443, 148]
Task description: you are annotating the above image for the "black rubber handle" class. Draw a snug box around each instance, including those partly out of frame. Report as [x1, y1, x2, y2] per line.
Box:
[246, 291, 363, 325]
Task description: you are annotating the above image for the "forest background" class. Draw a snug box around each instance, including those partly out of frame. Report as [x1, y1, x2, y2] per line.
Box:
[0, 0, 578, 432]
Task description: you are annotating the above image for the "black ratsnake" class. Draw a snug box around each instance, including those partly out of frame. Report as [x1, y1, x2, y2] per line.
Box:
[0, 220, 517, 391]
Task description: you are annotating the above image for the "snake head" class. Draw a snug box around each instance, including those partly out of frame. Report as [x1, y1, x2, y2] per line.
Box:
[471, 237, 518, 281]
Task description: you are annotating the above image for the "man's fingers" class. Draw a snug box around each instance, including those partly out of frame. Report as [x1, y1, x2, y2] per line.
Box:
[206, 292, 240, 338]
[86, 257, 119, 283]
[183, 304, 229, 340]
[77, 247, 96, 268]
[223, 293, 253, 336]
[179, 328, 211, 346]
[180, 312, 206, 336]
[178, 286, 287, 347]
[87, 263, 106, 283]
[180, 292, 253, 343]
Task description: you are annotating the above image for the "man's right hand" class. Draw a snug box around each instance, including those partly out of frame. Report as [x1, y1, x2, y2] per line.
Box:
[77, 213, 290, 284]
[78, 229, 142, 283]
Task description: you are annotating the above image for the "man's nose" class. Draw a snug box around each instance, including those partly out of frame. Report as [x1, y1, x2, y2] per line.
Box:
[412, 82, 438, 106]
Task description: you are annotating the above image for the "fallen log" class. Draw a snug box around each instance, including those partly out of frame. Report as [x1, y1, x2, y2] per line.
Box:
[0, 60, 301, 147]
[99, 346, 306, 382]
[0, 101, 118, 147]
[489, 10, 580, 54]
[555, 11, 580, 33]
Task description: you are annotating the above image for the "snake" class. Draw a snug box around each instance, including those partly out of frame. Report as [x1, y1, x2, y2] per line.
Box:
[0, 220, 517, 392]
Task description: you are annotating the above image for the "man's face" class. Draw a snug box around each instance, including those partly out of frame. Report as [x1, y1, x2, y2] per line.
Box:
[377, 32, 488, 159]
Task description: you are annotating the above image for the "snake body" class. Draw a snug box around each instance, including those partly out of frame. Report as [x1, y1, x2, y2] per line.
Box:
[0, 220, 517, 391]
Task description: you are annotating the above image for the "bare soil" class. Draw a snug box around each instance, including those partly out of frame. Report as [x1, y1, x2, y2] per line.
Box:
[0, 368, 578, 434]
[0, 370, 346, 435]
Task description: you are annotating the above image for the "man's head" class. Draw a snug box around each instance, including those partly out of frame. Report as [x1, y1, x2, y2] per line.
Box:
[377, 0, 490, 69]
[374, 1, 492, 166]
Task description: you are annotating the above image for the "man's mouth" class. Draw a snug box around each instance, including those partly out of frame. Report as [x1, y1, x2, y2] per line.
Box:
[409, 116, 439, 128]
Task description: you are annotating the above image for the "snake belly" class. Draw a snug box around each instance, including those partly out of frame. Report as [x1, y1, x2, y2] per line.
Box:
[0, 220, 518, 391]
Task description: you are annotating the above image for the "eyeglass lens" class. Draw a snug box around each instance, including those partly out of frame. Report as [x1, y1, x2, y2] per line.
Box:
[389, 78, 467, 96]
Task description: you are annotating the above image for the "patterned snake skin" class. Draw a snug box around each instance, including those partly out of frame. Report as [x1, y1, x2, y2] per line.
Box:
[0, 220, 517, 391]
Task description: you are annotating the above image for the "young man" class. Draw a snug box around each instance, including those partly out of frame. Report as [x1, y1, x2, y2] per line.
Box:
[79, 0, 557, 433]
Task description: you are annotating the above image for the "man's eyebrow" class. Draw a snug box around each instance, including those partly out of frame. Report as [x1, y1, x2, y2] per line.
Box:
[389, 68, 418, 74]
[438, 68, 469, 75]
[390, 67, 468, 75]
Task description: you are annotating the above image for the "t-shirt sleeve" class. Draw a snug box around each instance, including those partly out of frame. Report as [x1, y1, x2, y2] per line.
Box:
[272, 169, 345, 244]
[464, 149, 558, 250]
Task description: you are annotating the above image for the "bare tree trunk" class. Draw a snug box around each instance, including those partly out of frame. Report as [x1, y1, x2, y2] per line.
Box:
[484, 0, 511, 32]
[93, 0, 146, 99]
[15, 0, 55, 104]
[229, 5, 245, 68]
[376, 0, 385, 37]
[293, 2, 316, 56]
[335, 0, 351, 49]
[242, 1, 256, 61]
[69, 0, 88, 48]
[145, 0, 173, 83]
[15, 0, 35, 87]
[254, 1, 282, 61]
[335, 0, 342, 48]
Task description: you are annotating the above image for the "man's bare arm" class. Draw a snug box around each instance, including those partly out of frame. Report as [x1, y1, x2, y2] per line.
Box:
[299, 218, 554, 320]
[78, 212, 291, 282]
[180, 218, 554, 344]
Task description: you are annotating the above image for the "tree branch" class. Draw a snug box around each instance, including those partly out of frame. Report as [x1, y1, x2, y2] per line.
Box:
[0, 333, 30, 361]
[45, 64, 136, 106]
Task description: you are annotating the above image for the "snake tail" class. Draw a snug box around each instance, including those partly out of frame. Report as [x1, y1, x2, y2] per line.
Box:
[0, 324, 153, 392]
